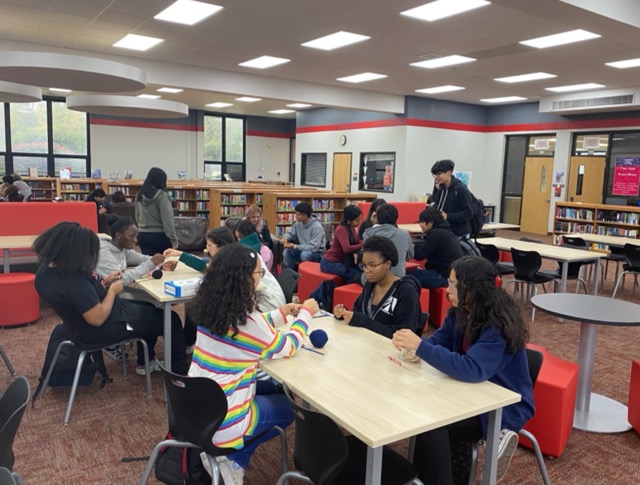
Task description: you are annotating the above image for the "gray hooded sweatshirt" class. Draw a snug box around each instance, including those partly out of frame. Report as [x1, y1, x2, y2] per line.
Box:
[135, 190, 178, 246]
[363, 224, 414, 277]
[283, 214, 326, 254]
[96, 238, 155, 287]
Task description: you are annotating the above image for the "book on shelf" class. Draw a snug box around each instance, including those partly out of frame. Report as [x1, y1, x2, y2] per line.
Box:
[28, 167, 38, 177]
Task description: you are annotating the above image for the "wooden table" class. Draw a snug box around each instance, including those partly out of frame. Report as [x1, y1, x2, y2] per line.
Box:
[398, 222, 520, 234]
[260, 317, 521, 485]
[532, 294, 640, 433]
[565, 233, 640, 248]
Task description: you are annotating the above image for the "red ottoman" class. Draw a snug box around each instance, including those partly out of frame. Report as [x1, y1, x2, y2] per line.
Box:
[0, 273, 40, 327]
[297, 262, 344, 302]
[428, 287, 451, 329]
[629, 360, 640, 434]
[499, 250, 513, 262]
[520, 343, 579, 458]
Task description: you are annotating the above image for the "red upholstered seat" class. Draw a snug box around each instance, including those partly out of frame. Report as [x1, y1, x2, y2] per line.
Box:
[629, 359, 640, 434]
[428, 287, 451, 329]
[521, 343, 579, 458]
[358, 201, 425, 225]
[333, 283, 362, 310]
[297, 262, 344, 302]
[0, 273, 40, 327]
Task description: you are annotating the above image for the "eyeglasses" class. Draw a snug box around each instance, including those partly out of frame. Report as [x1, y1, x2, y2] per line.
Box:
[253, 268, 266, 279]
[432, 172, 444, 178]
[447, 279, 457, 290]
[359, 261, 387, 271]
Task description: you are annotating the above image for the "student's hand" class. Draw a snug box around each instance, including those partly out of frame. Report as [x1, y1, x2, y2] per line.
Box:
[104, 271, 122, 285]
[392, 329, 423, 351]
[281, 303, 302, 317]
[334, 304, 353, 324]
[98, 207, 107, 215]
[284, 242, 295, 249]
[163, 260, 178, 272]
[109, 281, 124, 295]
[301, 298, 319, 315]
[151, 253, 165, 266]
[441, 211, 448, 220]
[163, 248, 183, 258]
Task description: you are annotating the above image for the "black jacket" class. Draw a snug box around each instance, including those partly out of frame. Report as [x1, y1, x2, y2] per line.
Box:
[431, 176, 473, 237]
[350, 276, 422, 338]
[414, 221, 464, 277]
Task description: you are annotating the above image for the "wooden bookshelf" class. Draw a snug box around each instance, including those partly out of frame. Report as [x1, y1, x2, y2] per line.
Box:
[58, 178, 105, 201]
[105, 180, 143, 201]
[22, 177, 58, 201]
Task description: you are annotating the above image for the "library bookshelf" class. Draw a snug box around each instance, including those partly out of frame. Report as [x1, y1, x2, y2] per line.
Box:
[58, 178, 105, 201]
[23, 177, 58, 201]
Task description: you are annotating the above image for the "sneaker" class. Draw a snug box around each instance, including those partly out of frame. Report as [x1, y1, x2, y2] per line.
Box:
[200, 451, 213, 477]
[103, 346, 127, 362]
[135, 358, 163, 376]
[217, 457, 245, 485]
[496, 429, 519, 482]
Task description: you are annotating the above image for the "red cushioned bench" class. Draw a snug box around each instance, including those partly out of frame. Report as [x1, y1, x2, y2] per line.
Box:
[358, 201, 425, 225]
[428, 287, 451, 329]
[629, 359, 640, 434]
[297, 262, 344, 302]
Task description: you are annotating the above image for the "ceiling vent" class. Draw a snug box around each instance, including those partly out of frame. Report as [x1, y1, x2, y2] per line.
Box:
[540, 88, 640, 114]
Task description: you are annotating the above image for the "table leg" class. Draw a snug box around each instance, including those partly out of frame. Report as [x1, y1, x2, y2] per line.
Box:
[365, 446, 383, 485]
[591, 259, 599, 296]
[482, 407, 502, 485]
[163, 302, 172, 372]
[3, 248, 10, 273]
[556, 261, 569, 322]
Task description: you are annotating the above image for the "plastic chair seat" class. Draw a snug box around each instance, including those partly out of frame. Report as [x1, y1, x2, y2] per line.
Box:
[0, 377, 30, 471]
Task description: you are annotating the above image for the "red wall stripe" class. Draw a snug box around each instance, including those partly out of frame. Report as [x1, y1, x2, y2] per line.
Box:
[90, 117, 203, 132]
[246, 130, 293, 139]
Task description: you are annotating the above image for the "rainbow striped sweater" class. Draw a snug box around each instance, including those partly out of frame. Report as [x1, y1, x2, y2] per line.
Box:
[188, 306, 311, 449]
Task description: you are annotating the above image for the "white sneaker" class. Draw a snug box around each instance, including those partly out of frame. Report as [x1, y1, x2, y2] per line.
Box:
[217, 456, 245, 485]
[496, 429, 519, 482]
[103, 346, 127, 361]
[135, 358, 163, 376]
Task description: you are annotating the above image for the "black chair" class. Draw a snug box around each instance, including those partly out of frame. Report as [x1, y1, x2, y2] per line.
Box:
[0, 377, 30, 472]
[558, 235, 599, 290]
[140, 366, 288, 485]
[276, 383, 423, 485]
[271, 237, 284, 273]
[477, 243, 514, 275]
[505, 249, 558, 321]
[602, 245, 625, 284]
[469, 349, 550, 485]
[224, 217, 242, 231]
[0, 346, 15, 376]
[277, 268, 301, 303]
[612, 243, 640, 299]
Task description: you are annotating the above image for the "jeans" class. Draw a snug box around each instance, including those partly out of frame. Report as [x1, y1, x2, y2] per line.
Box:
[137, 231, 173, 256]
[320, 258, 360, 282]
[283, 247, 322, 270]
[227, 394, 294, 470]
[407, 269, 448, 290]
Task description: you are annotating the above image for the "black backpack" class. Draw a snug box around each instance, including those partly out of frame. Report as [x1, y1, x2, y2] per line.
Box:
[155, 435, 212, 485]
[310, 279, 337, 310]
[459, 238, 481, 257]
[469, 193, 485, 236]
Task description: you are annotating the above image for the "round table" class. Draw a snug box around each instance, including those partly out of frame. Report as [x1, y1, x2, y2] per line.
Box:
[531, 293, 640, 433]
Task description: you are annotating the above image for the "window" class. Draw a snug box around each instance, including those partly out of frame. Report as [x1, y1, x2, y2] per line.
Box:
[204, 114, 245, 181]
[359, 152, 395, 193]
[526, 135, 556, 156]
[573, 133, 608, 156]
[301, 153, 327, 187]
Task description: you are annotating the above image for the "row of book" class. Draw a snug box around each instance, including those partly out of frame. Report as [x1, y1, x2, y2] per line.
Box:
[597, 210, 640, 225]
[220, 206, 246, 217]
[553, 222, 595, 234]
[555, 207, 594, 220]
[221, 194, 248, 205]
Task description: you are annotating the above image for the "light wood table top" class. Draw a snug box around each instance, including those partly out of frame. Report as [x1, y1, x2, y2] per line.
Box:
[398, 222, 519, 234]
[134, 261, 203, 303]
[564, 233, 640, 248]
[260, 316, 520, 448]
[0, 233, 110, 248]
[479, 237, 603, 263]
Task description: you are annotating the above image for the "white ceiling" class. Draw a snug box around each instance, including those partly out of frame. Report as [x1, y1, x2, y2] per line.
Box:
[1, 0, 640, 119]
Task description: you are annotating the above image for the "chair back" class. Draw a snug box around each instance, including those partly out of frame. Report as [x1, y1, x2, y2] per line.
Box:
[525, 348, 543, 386]
[519, 237, 543, 244]
[477, 243, 499, 264]
[624, 243, 640, 271]
[277, 268, 301, 303]
[0, 377, 30, 470]
[224, 217, 242, 231]
[160, 366, 229, 455]
[510, 248, 543, 281]
[561, 236, 587, 249]
[0, 467, 19, 485]
[283, 383, 349, 485]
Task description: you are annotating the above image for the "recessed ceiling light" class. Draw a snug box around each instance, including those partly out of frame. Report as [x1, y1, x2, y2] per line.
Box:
[520, 29, 600, 49]
[411, 55, 476, 69]
[235, 96, 262, 102]
[480, 96, 528, 103]
[336, 72, 387, 83]
[157, 87, 183, 93]
[206, 102, 233, 108]
[545, 83, 605, 93]
[137, 94, 161, 99]
[113, 34, 163, 51]
[287, 103, 312, 108]
[415, 85, 465, 94]
[495, 72, 556, 83]
[49, 88, 72, 93]
[302, 31, 370, 51]
[606, 58, 640, 69]
[239, 56, 290, 69]
[269, 109, 296, 114]
[401, 0, 490, 22]
[154, 0, 223, 25]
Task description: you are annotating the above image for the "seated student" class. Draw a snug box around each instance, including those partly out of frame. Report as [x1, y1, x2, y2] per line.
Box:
[392, 256, 534, 485]
[32, 222, 188, 376]
[10, 174, 31, 201]
[2, 184, 23, 202]
[408, 207, 464, 289]
[363, 203, 414, 278]
[86, 188, 108, 216]
[334, 236, 421, 338]
[245, 204, 273, 250]
[357, 198, 386, 240]
[320, 205, 363, 282]
[234, 219, 274, 271]
[188, 242, 319, 484]
[282, 202, 326, 270]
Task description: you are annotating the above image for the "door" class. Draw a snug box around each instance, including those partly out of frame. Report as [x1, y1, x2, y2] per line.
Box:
[520, 157, 553, 234]
[567, 156, 605, 203]
[332, 153, 352, 192]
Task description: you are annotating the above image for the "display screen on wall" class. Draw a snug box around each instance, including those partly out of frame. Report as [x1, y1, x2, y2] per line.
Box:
[359, 152, 395, 193]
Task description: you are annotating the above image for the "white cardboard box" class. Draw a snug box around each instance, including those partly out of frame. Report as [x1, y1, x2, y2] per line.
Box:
[164, 277, 203, 297]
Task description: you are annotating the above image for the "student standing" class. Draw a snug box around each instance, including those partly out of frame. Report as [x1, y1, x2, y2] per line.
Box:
[430, 159, 473, 239]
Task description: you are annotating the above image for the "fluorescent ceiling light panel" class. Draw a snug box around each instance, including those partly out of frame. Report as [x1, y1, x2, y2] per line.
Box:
[49, 88, 71, 93]
[287, 103, 312, 108]
[235, 96, 262, 102]
[269, 109, 295, 114]
[416, 85, 465, 94]
[157, 87, 183, 93]
[606, 58, 640, 69]
[411, 55, 476, 69]
[401, 0, 490, 22]
[336, 72, 388, 83]
[495, 72, 556, 83]
[113, 34, 163, 51]
[545, 83, 605, 93]
[480, 96, 527, 103]
[520, 29, 600, 49]
[154, 0, 222, 25]
[302, 31, 370, 51]
[137, 94, 161, 99]
[206, 102, 233, 108]
[239, 56, 290, 69]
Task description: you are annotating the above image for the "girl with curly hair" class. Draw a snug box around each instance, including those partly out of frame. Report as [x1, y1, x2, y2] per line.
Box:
[392, 256, 534, 484]
[187, 242, 318, 484]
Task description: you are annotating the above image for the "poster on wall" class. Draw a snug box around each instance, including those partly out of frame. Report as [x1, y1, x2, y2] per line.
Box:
[612, 157, 640, 196]
[453, 171, 472, 188]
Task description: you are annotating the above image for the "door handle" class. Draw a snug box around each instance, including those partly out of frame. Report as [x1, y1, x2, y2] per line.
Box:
[545, 199, 550, 203]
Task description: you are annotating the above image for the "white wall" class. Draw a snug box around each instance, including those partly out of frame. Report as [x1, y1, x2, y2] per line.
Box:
[245, 136, 291, 182]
